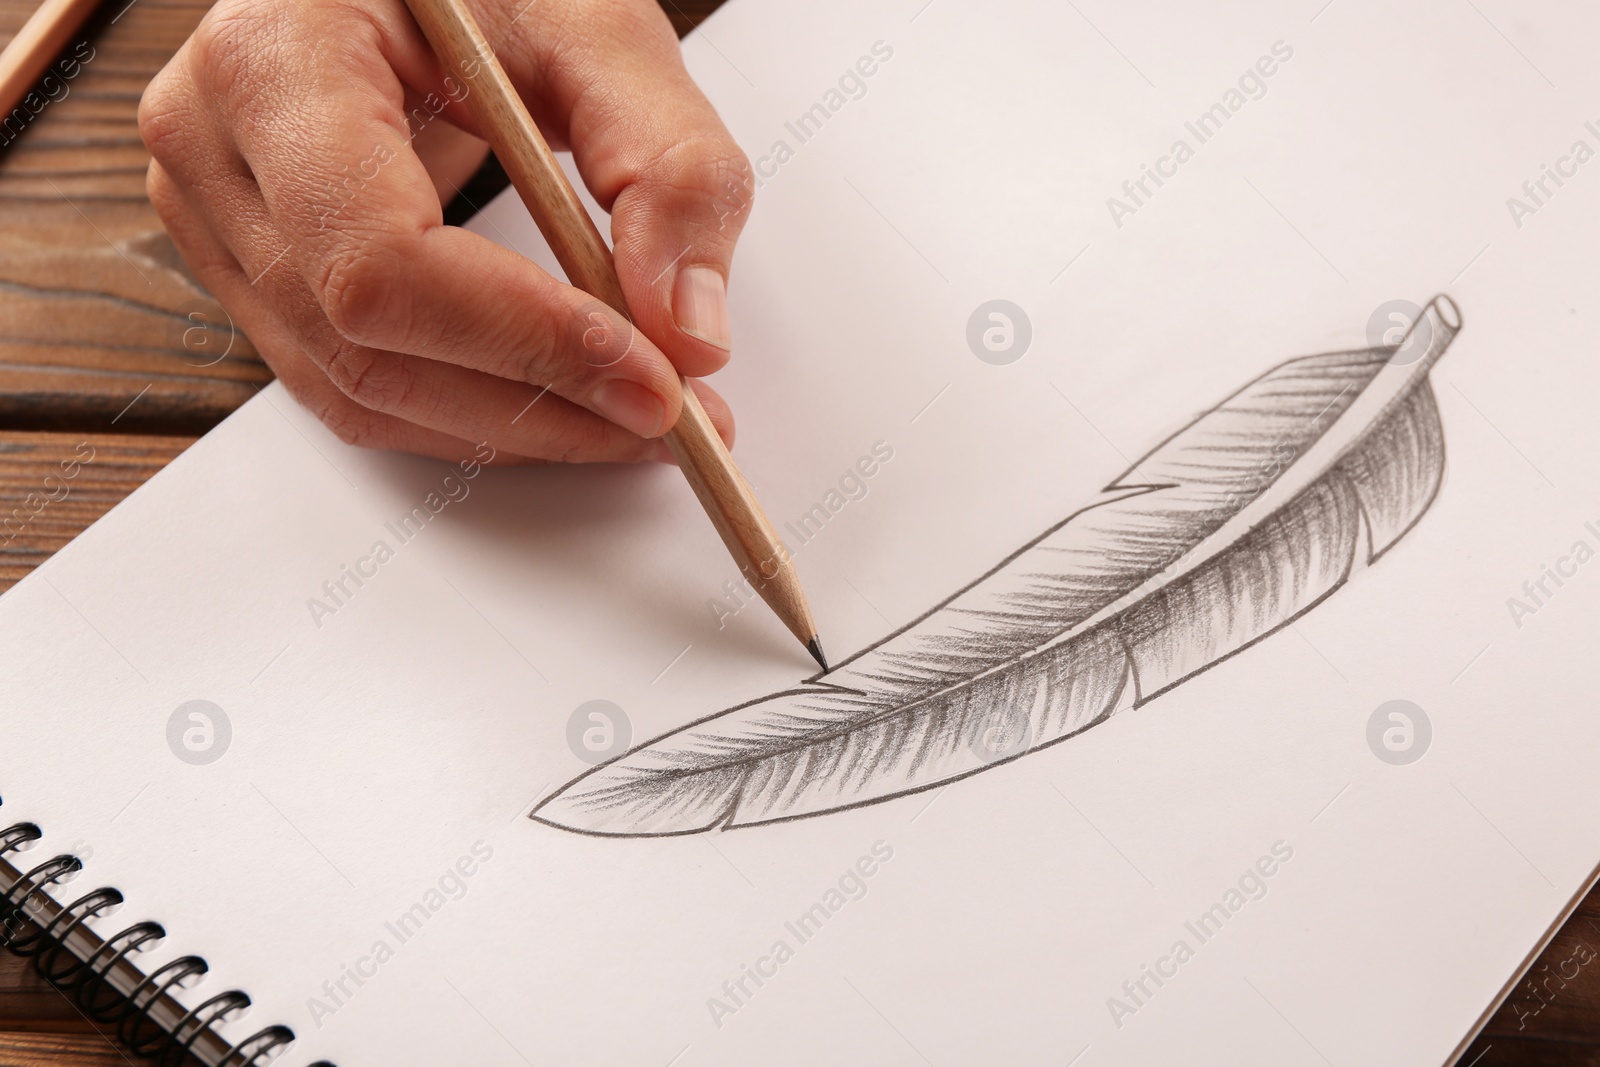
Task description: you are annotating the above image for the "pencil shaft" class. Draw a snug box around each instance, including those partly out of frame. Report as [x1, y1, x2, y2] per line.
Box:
[401, 0, 818, 650]
[0, 0, 99, 122]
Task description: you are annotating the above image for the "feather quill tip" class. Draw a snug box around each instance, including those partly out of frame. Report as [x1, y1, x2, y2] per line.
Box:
[807, 637, 829, 672]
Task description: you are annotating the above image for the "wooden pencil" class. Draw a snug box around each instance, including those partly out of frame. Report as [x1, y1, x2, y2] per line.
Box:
[0, 0, 99, 123]
[401, 0, 827, 670]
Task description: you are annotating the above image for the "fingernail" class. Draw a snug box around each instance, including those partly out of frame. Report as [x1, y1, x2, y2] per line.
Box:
[674, 266, 732, 351]
[591, 380, 667, 438]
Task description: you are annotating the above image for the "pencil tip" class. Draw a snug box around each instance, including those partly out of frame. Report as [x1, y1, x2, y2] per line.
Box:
[807, 637, 829, 672]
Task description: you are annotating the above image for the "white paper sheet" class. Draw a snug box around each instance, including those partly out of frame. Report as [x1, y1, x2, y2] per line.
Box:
[4, 0, 1600, 1063]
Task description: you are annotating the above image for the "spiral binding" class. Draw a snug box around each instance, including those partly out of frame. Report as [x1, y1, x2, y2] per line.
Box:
[1, 814, 336, 1067]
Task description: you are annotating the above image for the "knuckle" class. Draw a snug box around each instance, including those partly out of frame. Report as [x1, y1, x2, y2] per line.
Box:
[143, 163, 222, 278]
[644, 135, 754, 204]
[314, 393, 383, 449]
[316, 238, 409, 347]
[137, 73, 189, 161]
[615, 135, 755, 248]
[144, 162, 180, 223]
[501, 303, 576, 387]
[556, 414, 633, 464]
[320, 337, 412, 412]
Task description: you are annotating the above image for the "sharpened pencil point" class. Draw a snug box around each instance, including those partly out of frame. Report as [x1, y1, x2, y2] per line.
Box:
[807, 638, 829, 672]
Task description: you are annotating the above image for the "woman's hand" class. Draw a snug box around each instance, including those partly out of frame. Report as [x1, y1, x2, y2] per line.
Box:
[140, 0, 750, 463]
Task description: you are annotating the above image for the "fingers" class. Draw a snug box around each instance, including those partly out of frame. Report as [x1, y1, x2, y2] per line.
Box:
[144, 0, 688, 441]
[148, 165, 508, 463]
[476, 0, 756, 380]
[139, 0, 748, 466]
[147, 158, 682, 464]
[687, 378, 736, 452]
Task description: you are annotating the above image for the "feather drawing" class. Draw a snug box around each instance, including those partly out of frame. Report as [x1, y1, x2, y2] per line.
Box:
[534, 295, 1462, 837]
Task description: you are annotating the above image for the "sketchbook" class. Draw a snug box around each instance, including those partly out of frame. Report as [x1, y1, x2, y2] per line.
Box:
[4, 0, 1600, 1064]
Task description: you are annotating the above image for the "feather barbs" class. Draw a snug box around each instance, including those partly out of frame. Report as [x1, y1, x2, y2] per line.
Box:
[532, 296, 1461, 836]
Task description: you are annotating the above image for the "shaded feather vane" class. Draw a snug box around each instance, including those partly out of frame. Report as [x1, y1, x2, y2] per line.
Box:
[535, 296, 1462, 836]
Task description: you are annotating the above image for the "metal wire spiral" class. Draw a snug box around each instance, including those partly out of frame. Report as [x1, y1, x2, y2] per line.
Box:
[1, 815, 331, 1066]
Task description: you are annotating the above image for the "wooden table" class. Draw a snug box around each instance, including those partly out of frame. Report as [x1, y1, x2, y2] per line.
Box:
[0, 1, 1594, 1064]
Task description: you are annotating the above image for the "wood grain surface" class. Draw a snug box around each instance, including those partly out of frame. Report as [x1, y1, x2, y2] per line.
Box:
[0, 0, 1593, 1065]
[0, 1033, 131, 1067]
[0, 429, 190, 590]
[0, 0, 269, 437]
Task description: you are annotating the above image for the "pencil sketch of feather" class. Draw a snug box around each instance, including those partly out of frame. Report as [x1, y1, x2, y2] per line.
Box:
[534, 295, 1463, 837]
